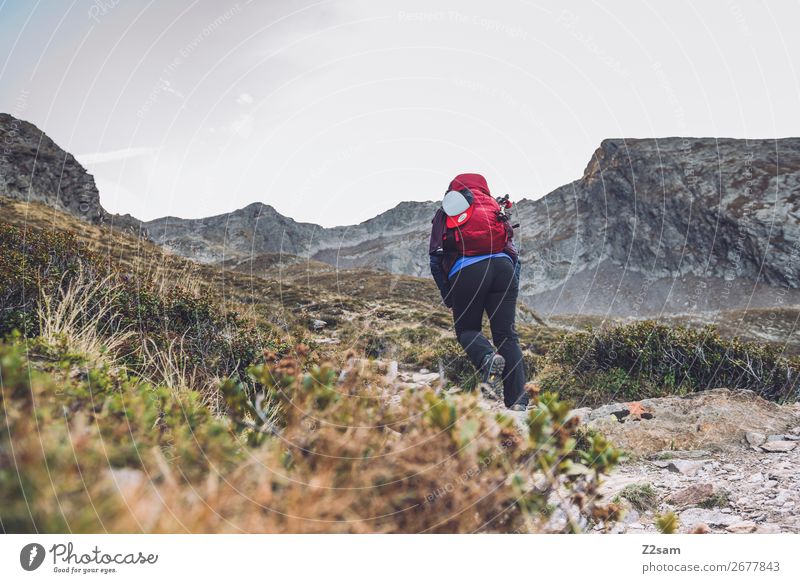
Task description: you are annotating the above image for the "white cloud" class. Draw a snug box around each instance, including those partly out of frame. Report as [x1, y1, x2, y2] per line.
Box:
[10, 0, 797, 225]
[77, 147, 155, 165]
[161, 79, 185, 100]
[229, 113, 255, 138]
[236, 92, 253, 105]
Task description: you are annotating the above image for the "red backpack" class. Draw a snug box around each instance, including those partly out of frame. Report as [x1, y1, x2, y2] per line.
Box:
[442, 174, 510, 256]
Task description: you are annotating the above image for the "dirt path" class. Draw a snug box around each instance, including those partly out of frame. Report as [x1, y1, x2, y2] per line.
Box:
[390, 361, 800, 533]
[602, 442, 800, 533]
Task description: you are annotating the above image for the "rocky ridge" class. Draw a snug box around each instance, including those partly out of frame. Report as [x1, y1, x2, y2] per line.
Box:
[144, 137, 800, 317]
[514, 138, 800, 315]
[0, 113, 144, 236]
[144, 200, 439, 273]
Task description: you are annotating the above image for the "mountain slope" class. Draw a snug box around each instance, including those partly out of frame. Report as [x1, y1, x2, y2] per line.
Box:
[145, 137, 800, 316]
[0, 113, 145, 236]
[144, 199, 439, 273]
[513, 138, 800, 315]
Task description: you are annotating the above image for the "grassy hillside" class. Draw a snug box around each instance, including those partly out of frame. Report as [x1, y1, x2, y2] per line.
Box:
[2, 197, 798, 533]
[0, 200, 620, 533]
[0, 198, 563, 369]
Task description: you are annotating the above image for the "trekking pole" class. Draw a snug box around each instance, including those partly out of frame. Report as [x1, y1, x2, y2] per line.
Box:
[496, 194, 522, 259]
[495, 194, 519, 229]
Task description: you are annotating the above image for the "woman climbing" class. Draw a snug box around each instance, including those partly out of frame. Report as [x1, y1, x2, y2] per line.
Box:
[428, 173, 529, 411]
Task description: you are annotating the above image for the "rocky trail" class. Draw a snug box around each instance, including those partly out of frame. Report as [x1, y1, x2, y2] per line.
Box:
[582, 390, 800, 534]
[380, 360, 800, 534]
[601, 435, 800, 534]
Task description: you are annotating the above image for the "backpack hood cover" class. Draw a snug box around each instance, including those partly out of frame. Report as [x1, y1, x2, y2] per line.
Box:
[444, 174, 490, 228]
[448, 173, 490, 197]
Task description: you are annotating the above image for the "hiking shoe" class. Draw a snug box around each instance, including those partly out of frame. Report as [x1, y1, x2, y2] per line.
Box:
[479, 353, 505, 401]
[509, 403, 529, 412]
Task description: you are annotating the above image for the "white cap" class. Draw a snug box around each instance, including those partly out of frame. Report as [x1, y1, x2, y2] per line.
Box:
[442, 190, 471, 217]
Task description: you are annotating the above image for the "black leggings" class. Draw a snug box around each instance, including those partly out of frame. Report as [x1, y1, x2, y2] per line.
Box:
[449, 257, 527, 407]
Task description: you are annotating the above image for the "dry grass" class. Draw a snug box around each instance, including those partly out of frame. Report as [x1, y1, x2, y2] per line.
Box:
[139, 334, 222, 407]
[1, 340, 622, 533]
[37, 269, 134, 363]
[34, 266, 228, 416]
[142, 261, 203, 298]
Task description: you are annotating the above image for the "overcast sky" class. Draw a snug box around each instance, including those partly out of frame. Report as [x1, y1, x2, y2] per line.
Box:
[1, 0, 798, 226]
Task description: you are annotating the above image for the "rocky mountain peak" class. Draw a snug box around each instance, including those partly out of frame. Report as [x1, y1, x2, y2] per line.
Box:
[0, 113, 104, 222]
[0, 113, 146, 236]
[515, 136, 800, 314]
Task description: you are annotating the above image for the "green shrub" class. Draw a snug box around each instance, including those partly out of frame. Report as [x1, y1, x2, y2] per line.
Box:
[0, 224, 104, 337]
[697, 490, 730, 509]
[432, 338, 478, 389]
[540, 321, 799, 405]
[430, 338, 539, 392]
[355, 326, 444, 366]
[0, 339, 244, 532]
[1, 339, 622, 533]
[0, 222, 269, 386]
[655, 512, 679, 534]
[116, 282, 266, 381]
[617, 483, 659, 512]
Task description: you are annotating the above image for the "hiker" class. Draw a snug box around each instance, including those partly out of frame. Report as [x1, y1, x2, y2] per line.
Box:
[429, 173, 528, 411]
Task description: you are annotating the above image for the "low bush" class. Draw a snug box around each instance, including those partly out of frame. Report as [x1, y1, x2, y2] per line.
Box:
[539, 321, 799, 406]
[355, 326, 443, 365]
[0, 222, 271, 389]
[0, 339, 622, 533]
[0, 339, 243, 532]
[434, 337, 480, 390]
[0, 224, 104, 337]
[616, 483, 659, 512]
[697, 490, 730, 509]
